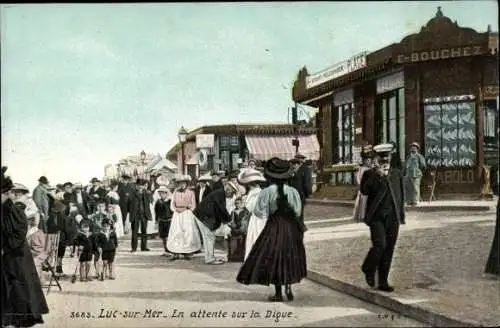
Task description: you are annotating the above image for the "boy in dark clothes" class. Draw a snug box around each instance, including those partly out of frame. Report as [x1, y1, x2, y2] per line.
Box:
[75, 221, 94, 282]
[89, 199, 107, 278]
[155, 186, 174, 256]
[227, 197, 250, 262]
[96, 219, 118, 281]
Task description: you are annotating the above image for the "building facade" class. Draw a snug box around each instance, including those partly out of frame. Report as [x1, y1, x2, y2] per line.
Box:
[166, 124, 320, 180]
[292, 7, 498, 198]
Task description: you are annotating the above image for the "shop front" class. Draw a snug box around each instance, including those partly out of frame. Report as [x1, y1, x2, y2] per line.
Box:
[292, 7, 498, 199]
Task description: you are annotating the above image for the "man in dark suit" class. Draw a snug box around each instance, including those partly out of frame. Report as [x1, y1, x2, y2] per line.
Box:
[118, 174, 133, 231]
[87, 178, 107, 214]
[194, 175, 212, 206]
[289, 153, 312, 224]
[128, 179, 153, 252]
[211, 171, 224, 191]
[360, 143, 405, 292]
[193, 182, 238, 265]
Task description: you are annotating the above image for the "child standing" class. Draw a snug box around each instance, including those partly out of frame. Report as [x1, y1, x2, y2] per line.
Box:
[154, 186, 174, 257]
[227, 197, 250, 262]
[74, 221, 94, 282]
[96, 219, 118, 281]
[25, 208, 48, 281]
[89, 199, 107, 278]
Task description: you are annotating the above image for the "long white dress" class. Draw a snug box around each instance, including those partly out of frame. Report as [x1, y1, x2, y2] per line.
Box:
[106, 191, 124, 238]
[244, 186, 264, 260]
[166, 189, 202, 254]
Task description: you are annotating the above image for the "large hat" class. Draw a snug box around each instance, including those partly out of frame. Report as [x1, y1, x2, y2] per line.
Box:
[410, 142, 420, 149]
[237, 169, 266, 185]
[156, 185, 170, 193]
[38, 176, 49, 184]
[25, 206, 40, 220]
[11, 183, 30, 194]
[74, 182, 83, 189]
[156, 175, 170, 186]
[264, 157, 293, 180]
[373, 143, 395, 155]
[197, 173, 212, 182]
[90, 177, 100, 183]
[174, 174, 191, 183]
[63, 182, 73, 188]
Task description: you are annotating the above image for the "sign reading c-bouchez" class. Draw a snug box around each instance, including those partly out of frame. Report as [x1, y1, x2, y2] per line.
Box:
[306, 52, 368, 89]
[395, 45, 484, 64]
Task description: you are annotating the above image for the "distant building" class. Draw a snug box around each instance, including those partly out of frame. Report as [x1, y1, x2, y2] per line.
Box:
[166, 123, 320, 180]
[103, 153, 177, 184]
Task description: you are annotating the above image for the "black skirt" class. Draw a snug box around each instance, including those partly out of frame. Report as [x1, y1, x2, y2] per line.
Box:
[236, 211, 307, 286]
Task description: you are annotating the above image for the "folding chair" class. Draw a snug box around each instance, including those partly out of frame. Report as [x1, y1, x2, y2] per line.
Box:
[43, 232, 62, 293]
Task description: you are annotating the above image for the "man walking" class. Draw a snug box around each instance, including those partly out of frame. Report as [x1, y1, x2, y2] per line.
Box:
[360, 143, 405, 292]
[129, 179, 153, 252]
[32, 176, 51, 233]
[404, 142, 426, 206]
[192, 182, 238, 265]
[118, 174, 133, 233]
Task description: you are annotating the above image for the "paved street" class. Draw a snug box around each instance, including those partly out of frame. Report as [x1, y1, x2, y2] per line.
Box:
[42, 237, 425, 328]
[303, 205, 500, 326]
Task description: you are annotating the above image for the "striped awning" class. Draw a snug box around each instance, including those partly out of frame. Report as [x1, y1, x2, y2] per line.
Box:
[245, 135, 320, 161]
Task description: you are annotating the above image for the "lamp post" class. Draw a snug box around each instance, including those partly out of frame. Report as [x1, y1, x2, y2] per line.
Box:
[177, 126, 188, 175]
[292, 102, 300, 155]
[140, 150, 146, 179]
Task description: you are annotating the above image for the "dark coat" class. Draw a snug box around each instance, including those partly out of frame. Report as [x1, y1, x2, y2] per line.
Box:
[155, 198, 173, 221]
[194, 185, 212, 205]
[211, 180, 224, 191]
[1, 198, 49, 327]
[360, 168, 405, 225]
[129, 189, 153, 222]
[117, 182, 134, 211]
[289, 164, 312, 201]
[193, 188, 231, 231]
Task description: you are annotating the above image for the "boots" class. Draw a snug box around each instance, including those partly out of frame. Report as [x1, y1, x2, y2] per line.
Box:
[268, 284, 284, 302]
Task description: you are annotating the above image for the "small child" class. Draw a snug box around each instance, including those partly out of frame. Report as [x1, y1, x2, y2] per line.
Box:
[25, 208, 48, 281]
[74, 221, 94, 282]
[155, 186, 174, 256]
[96, 219, 118, 281]
[227, 197, 250, 262]
[107, 204, 118, 231]
[89, 199, 108, 278]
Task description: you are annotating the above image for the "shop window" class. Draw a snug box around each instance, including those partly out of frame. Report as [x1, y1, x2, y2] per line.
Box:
[483, 99, 499, 165]
[424, 99, 476, 168]
[230, 136, 239, 147]
[231, 152, 240, 170]
[336, 103, 355, 163]
[220, 136, 230, 148]
[375, 88, 405, 161]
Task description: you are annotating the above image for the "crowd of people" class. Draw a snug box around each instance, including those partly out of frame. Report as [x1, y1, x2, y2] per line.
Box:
[1, 153, 314, 327]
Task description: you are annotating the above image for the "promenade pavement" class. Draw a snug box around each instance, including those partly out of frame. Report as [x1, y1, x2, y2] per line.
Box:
[302, 207, 500, 327]
[42, 238, 425, 328]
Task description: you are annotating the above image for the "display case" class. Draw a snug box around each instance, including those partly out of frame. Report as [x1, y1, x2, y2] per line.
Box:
[424, 100, 476, 168]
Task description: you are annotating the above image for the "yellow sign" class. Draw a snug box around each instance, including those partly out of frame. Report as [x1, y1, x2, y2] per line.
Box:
[436, 169, 475, 185]
[396, 45, 484, 64]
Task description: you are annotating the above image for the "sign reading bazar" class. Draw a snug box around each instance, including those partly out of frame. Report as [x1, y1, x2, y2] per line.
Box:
[395, 45, 484, 64]
[306, 52, 368, 89]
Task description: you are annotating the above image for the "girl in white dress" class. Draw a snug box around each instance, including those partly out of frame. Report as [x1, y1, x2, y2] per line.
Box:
[166, 175, 202, 261]
[237, 169, 267, 260]
[106, 182, 125, 238]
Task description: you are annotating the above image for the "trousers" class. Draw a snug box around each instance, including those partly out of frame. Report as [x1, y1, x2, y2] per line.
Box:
[195, 218, 216, 263]
[131, 217, 148, 251]
[362, 212, 400, 286]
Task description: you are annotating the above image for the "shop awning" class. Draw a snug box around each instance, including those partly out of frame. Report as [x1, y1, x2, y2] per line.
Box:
[245, 135, 320, 161]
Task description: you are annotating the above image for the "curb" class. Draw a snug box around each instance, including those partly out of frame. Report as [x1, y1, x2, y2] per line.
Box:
[306, 270, 481, 327]
[306, 199, 493, 212]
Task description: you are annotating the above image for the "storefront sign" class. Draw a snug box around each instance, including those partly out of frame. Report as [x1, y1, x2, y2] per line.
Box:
[376, 71, 404, 94]
[306, 52, 368, 89]
[482, 85, 500, 98]
[395, 45, 484, 64]
[436, 169, 475, 185]
[196, 134, 215, 148]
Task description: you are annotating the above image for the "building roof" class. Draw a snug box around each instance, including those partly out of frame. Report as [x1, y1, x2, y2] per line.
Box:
[292, 6, 498, 104]
[166, 123, 317, 156]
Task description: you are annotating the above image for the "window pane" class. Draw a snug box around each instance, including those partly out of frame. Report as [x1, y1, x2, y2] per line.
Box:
[382, 99, 387, 143]
[337, 106, 343, 162]
[424, 104, 443, 167]
[398, 88, 405, 118]
[230, 136, 239, 146]
[457, 102, 476, 167]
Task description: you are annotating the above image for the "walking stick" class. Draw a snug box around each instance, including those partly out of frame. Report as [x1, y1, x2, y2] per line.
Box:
[71, 250, 80, 283]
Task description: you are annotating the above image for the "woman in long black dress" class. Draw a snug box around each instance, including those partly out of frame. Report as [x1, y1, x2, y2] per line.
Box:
[2, 167, 49, 327]
[236, 157, 307, 302]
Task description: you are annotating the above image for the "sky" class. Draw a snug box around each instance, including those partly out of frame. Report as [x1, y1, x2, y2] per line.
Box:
[1, 1, 498, 190]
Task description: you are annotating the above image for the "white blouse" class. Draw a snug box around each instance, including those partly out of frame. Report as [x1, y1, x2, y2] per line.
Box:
[253, 184, 302, 220]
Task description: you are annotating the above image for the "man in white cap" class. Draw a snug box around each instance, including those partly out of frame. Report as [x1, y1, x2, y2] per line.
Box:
[404, 142, 426, 206]
[195, 173, 213, 206]
[360, 143, 405, 293]
[192, 181, 238, 265]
